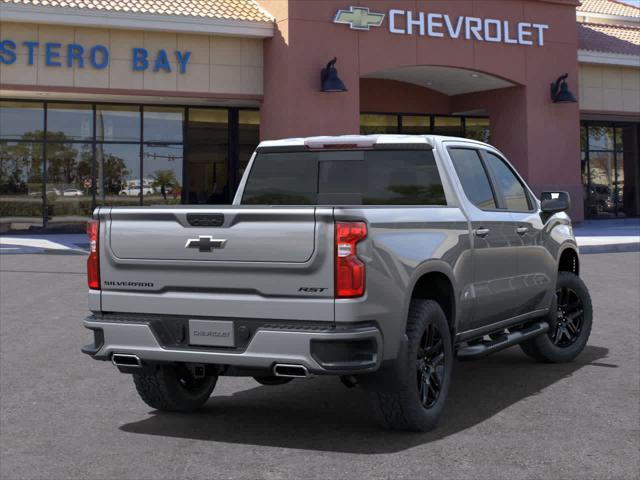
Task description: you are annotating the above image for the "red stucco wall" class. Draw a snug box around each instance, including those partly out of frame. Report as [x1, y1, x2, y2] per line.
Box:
[258, 0, 583, 219]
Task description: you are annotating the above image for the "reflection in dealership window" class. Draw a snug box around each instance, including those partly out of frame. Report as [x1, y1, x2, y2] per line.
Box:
[96, 143, 141, 206]
[143, 145, 183, 204]
[143, 107, 183, 143]
[0, 101, 44, 140]
[46, 142, 94, 226]
[186, 108, 229, 204]
[433, 116, 463, 137]
[238, 110, 260, 185]
[360, 114, 399, 135]
[582, 122, 638, 218]
[0, 141, 44, 229]
[96, 105, 140, 142]
[47, 103, 93, 141]
[465, 118, 491, 143]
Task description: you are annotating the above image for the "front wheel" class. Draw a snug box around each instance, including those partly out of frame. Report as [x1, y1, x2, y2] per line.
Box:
[520, 271, 593, 363]
[371, 299, 453, 432]
[133, 364, 217, 412]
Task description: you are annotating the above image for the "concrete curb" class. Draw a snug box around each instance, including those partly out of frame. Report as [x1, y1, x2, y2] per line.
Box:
[579, 243, 640, 254]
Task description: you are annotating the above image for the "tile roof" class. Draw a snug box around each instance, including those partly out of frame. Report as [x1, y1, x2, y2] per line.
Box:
[577, 0, 640, 18]
[578, 22, 640, 55]
[0, 0, 274, 22]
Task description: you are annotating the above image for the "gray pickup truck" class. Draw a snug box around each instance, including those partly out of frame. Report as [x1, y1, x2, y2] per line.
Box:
[82, 135, 592, 431]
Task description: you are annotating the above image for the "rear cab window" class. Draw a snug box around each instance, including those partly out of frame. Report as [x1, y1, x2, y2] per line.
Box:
[241, 150, 447, 206]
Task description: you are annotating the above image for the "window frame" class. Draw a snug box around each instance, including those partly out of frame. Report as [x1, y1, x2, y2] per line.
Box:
[478, 148, 535, 213]
[446, 146, 500, 212]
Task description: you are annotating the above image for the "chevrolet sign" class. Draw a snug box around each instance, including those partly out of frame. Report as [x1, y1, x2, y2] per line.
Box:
[334, 6, 385, 31]
[334, 6, 549, 47]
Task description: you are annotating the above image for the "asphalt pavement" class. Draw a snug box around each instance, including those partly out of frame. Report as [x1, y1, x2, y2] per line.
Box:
[0, 252, 638, 480]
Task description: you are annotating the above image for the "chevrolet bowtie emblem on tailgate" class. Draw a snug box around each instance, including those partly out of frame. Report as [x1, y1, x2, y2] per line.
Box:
[185, 236, 227, 253]
[334, 6, 385, 31]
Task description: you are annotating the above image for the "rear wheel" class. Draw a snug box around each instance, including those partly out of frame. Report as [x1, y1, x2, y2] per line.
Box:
[133, 364, 217, 412]
[520, 271, 592, 363]
[371, 299, 453, 432]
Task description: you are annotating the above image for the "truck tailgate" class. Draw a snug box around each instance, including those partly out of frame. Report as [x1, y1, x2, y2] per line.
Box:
[98, 207, 335, 321]
[109, 208, 316, 262]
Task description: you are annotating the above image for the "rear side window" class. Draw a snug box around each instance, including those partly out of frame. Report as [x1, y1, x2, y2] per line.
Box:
[448, 148, 496, 209]
[483, 152, 531, 211]
[241, 150, 447, 205]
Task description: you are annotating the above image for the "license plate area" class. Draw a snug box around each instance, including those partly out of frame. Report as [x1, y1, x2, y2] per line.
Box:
[188, 319, 235, 347]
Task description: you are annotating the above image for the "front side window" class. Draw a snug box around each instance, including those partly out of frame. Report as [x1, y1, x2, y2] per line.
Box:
[448, 148, 496, 210]
[242, 150, 446, 206]
[483, 152, 530, 211]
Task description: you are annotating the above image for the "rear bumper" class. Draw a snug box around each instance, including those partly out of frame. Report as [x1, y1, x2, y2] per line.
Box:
[82, 315, 382, 375]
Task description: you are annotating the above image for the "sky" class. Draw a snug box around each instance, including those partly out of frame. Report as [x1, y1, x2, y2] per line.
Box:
[617, 0, 640, 7]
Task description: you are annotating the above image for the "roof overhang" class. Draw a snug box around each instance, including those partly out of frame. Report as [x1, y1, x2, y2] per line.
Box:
[0, 3, 275, 38]
[578, 49, 640, 67]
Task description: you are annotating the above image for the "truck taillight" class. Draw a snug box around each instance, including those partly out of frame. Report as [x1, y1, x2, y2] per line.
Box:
[335, 222, 367, 298]
[87, 220, 100, 290]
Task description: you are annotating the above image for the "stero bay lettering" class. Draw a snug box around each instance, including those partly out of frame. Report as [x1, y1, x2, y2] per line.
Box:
[0, 40, 192, 73]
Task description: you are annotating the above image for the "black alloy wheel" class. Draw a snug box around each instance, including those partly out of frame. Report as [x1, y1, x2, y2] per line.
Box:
[417, 323, 445, 409]
[552, 286, 584, 347]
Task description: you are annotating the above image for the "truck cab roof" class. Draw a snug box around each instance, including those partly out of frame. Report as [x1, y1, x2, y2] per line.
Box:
[256, 134, 490, 151]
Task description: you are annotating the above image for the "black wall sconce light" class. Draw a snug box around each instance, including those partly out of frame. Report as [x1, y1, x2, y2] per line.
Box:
[321, 57, 348, 92]
[550, 73, 577, 104]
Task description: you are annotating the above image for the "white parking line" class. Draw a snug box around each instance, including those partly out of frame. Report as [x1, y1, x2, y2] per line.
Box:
[0, 238, 70, 250]
[576, 236, 640, 246]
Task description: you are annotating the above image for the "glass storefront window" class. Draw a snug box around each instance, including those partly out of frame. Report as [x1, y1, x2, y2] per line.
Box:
[465, 118, 491, 143]
[360, 113, 491, 142]
[401, 115, 430, 135]
[186, 108, 229, 204]
[588, 151, 616, 217]
[0, 141, 44, 229]
[360, 114, 398, 135]
[143, 107, 183, 143]
[96, 105, 141, 142]
[47, 103, 93, 141]
[434, 116, 463, 136]
[0, 100, 262, 229]
[97, 143, 141, 206]
[588, 126, 614, 151]
[239, 110, 260, 179]
[143, 144, 183, 204]
[0, 101, 44, 140]
[46, 143, 93, 226]
[582, 121, 639, 218]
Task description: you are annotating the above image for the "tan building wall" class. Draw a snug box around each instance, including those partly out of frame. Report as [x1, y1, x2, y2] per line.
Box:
[579, 63, 640, 114]
[0, 22, 263, 96]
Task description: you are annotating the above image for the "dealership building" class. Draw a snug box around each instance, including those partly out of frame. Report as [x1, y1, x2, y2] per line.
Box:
[0, 0, 638, 231]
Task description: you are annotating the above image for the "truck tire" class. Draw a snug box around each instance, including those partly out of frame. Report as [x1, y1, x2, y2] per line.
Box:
[132, 365, 217, 412]
[371, 299, 453, 432]
[520, 271, 592, 363]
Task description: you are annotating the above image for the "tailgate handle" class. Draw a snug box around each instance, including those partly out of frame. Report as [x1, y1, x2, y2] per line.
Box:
[187, 213, 224, 227]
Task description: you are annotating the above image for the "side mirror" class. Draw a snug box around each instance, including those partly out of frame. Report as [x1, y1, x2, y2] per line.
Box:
[541, 191, 571, 214]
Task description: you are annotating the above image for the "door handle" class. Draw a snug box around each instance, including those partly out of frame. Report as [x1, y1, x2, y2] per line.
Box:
[516, 227, 529, 235]
[474, 227, 490, 238]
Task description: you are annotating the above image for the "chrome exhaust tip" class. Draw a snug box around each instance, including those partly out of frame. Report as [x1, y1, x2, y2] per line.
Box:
[111, 353, 142, 368]
[273, 364, 309, 378]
